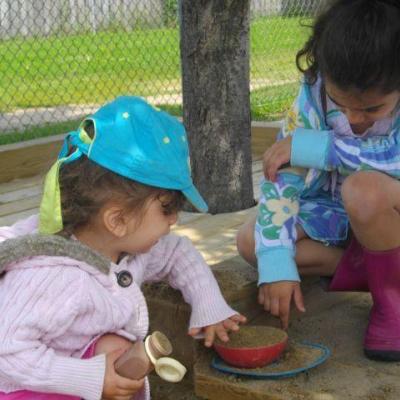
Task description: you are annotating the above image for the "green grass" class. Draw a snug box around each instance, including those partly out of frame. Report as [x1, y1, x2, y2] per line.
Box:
[0, 16, 311, 143]
[250, 82, 300, 121]
[250, 16, 311, 80]
[0, 28, 181, 111]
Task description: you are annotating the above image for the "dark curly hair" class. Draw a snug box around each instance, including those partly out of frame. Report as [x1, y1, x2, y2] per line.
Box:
[296, 0, 400, 93]
[58, 122, 185, 236]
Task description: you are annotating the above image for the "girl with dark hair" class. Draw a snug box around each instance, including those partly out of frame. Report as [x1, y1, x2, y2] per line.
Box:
[237, 0, 400, 361]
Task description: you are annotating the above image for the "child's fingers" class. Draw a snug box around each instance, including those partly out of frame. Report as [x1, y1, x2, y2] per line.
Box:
[263, 294, 271, 312]
[214, 324, 229, 343]
[267, 161, 279, 182]
[204, 326, 216, 347]
[222, 319, 239, 332]
[114, 376, 145, 395]
[279, 296, 291, 330]
[258, 286, 265, 305]
[104, 373, 144, 399]
[188, 327, 202, 337]
[294, 286, 306, 313]
[270, 297, 280, 317]
[230, 313, 247, 324]
[261, 286, 271, 312]
[268, 153, 286, 182]
[262, 149, 273, 179]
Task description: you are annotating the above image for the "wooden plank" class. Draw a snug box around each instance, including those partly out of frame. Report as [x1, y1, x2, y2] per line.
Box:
[174, 207, 257, 265]
[172, 207, 257, 241]
[0, 134, 64, 184]
[176, 211, 206, 226]
[251, 125, 277, 160]
[0, 194, 42, 217]
[194, 228, 239, 265]
[252, 159, 263, 173]
[0, 186, 42, 204]
[0, 175, 44, 195]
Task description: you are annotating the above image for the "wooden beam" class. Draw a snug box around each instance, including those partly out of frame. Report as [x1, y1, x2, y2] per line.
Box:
[0, 134, 65, 184]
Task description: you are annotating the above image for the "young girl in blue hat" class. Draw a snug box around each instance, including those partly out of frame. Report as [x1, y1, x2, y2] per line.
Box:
[0, 96, 245, 400]
[237, 0, 400, 361]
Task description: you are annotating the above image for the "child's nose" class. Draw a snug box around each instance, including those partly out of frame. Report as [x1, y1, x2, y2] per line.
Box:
[168, 213, 178, 226]
[345, 109, 365, 125]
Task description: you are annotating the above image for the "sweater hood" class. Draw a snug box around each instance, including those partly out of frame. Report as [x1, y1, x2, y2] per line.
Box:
[0, 215, 112, 278]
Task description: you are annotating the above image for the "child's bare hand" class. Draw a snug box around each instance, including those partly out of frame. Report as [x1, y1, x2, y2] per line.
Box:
[188, 314, 247, 347]
[102, 348, 145, 400]
[258, 281, 305, 330]
[263, 136, 292, 181]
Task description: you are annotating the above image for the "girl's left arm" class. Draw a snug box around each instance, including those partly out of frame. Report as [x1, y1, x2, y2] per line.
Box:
[142, 235, 241, 331]
[290, 125, 400, 177]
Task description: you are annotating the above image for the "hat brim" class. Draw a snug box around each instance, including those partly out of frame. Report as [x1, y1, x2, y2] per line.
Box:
[182, 185, 208, 213]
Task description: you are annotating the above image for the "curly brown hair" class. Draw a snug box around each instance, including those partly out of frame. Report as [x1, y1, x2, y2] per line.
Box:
[58, 156, 185, 236]
[296, 0, 400, 93]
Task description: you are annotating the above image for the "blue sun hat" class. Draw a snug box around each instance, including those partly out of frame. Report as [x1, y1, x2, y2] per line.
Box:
[39, 96, 208, 234]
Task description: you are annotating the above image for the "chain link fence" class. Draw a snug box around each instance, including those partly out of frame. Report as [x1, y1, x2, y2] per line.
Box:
[0, 0, 324, 144]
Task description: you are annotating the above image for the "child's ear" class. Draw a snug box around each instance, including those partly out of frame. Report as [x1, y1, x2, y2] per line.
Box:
[102, 206, 128, 238]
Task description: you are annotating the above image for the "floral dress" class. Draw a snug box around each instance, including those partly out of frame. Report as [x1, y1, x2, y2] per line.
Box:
[256, 77, 400, 285]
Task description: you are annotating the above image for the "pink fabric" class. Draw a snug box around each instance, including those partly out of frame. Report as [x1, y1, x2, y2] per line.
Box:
[0, 215, 236, 399]
[328, 237, 369, 292]
[0, 343, 96, 399]
[363, 247, 400, 356]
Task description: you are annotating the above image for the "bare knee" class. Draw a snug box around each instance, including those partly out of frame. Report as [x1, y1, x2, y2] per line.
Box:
[236, 216, 256, 266]
[341, 172, 389, 224]
[94, 334, 132, 355]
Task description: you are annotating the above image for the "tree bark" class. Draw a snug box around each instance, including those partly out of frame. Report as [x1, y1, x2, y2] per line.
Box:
[179, 0, 254, 214]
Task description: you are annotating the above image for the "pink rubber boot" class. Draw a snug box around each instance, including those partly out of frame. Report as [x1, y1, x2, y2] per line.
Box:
[363, 247, 400, 361]
[327, 238, 369, 292]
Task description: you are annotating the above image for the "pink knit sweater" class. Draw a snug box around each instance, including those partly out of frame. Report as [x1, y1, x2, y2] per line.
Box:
[0, 215, 236, 400]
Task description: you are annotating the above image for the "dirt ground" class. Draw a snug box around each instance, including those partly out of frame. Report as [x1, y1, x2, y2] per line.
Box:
[195, 281, 400, 400]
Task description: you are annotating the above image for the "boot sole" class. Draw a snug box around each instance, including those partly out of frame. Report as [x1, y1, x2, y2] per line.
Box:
[364, 348, 400, 361]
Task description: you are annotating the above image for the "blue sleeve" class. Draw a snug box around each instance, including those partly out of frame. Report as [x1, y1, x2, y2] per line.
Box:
[291, 123, 400, 177]
[291, 128, 334, 170]
[255, 172, 305, 285]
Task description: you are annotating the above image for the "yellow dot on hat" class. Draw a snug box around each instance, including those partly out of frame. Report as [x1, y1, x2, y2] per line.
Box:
[122, 112, 130, 119]
[163, 136, 170, 144]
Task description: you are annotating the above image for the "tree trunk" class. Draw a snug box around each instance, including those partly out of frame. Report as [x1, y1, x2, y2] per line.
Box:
[179, 0, 254, 214]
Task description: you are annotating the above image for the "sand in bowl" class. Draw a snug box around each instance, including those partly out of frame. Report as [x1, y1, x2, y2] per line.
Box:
[215, 326, 287, 349]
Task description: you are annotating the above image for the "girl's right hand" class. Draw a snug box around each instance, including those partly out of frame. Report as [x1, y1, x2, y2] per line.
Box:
[262, 136, 292, 182]
[258, 281, 305, 330]
[102, 348, 145, 400]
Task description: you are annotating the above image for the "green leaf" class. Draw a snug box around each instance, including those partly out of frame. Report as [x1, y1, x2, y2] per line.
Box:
[262, 225, 280, 240]
[257, 204, 274, 226]
[282, 186, 297, 200]
[261, 181, 279, 200]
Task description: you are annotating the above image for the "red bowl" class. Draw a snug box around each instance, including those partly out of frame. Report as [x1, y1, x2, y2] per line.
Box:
[213, 326, 288, 369]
